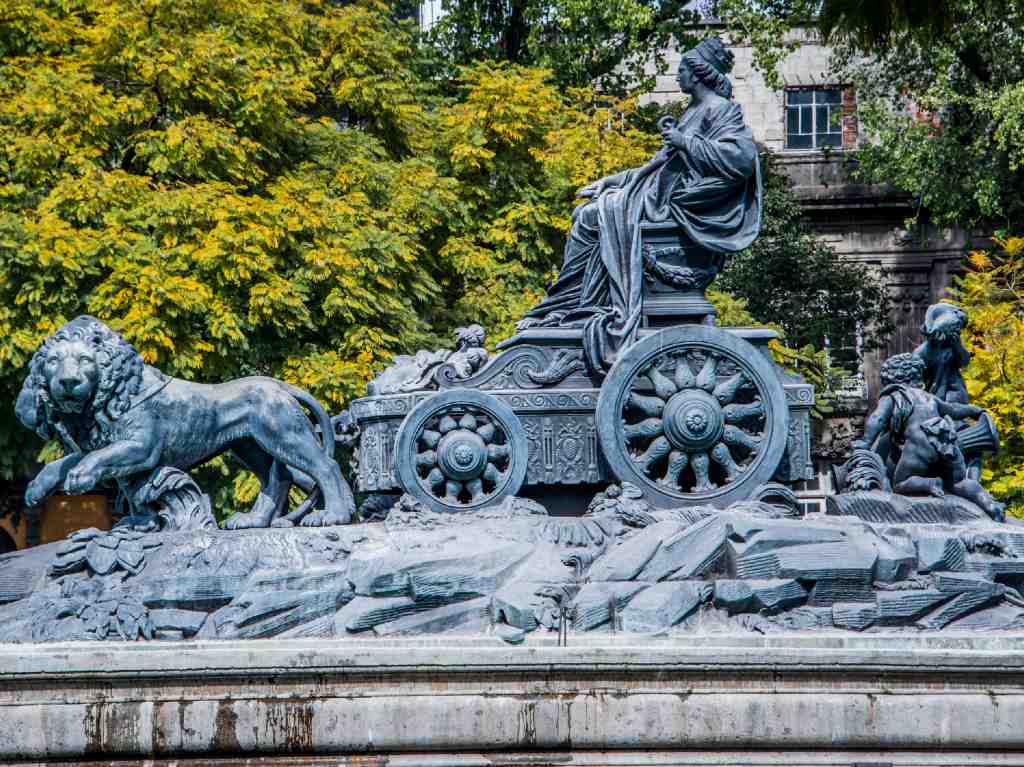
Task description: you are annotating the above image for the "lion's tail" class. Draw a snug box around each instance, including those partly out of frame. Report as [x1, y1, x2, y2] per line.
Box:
[282, 383, 336, 457]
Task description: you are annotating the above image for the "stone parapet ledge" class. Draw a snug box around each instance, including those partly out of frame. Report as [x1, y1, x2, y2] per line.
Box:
[3, 634, 1024, 761]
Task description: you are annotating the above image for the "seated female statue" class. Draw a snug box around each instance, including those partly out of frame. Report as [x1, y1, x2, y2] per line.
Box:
[519, 37, 762, 372]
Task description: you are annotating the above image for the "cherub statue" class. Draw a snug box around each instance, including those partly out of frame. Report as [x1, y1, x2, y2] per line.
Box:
[914, 302, 971, 404]
[366, 325, 488, 395]
[853, 353, 1004, 520]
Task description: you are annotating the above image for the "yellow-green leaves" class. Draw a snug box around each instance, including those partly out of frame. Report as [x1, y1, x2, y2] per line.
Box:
[953, 237, 1024, 513]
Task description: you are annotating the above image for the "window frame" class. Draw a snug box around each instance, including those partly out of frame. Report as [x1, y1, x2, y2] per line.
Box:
[784, 86, 846, 151]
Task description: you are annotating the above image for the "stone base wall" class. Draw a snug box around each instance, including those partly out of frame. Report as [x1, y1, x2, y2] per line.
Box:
[5, 636, 1024, 762]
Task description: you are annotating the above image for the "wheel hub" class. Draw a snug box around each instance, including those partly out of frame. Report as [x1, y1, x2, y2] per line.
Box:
[662, 389, 725, 452]
[437, 429, 488, 481]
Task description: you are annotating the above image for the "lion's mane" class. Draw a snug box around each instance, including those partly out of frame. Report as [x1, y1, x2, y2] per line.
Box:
[19, 316, 145, 451]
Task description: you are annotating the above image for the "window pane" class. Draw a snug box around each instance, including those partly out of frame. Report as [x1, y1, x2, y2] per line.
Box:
[819, 88, 841, 104]
[816, 105, 829, 133]
[789, 90, 813, 105]
[787, 133, 812, 149]
[787, 108, 800, 136]
[800, 105, 812, 132]
[818, 132, 842, 148]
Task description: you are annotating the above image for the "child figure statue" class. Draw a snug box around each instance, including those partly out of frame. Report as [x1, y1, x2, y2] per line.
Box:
[853, 353, 1005, 521]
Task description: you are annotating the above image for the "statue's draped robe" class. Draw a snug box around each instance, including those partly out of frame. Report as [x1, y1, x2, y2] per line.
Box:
[523, 98, 762, 371]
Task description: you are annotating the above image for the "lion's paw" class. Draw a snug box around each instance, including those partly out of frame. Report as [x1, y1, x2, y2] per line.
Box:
[64, 465, 99, 495]
[25, 480, 48, 508]
[271, 517, 295, 528]
[222, 511, 272, 530]
[299, 507, 353, 527]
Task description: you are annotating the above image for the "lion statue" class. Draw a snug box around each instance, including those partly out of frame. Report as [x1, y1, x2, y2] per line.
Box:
[15, 316, 355, 528]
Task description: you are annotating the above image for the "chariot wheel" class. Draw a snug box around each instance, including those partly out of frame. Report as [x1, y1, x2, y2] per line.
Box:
[395, 389, 528, 513]
[597, 325, 789, 508]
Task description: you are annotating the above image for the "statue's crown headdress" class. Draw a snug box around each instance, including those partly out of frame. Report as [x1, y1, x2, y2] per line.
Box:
[692, 38, 734, 75]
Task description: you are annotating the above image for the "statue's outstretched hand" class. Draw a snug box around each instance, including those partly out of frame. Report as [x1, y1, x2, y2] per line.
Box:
[576, 180, 603, 199]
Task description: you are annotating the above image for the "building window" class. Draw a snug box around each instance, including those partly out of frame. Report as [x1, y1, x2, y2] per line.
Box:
[419, 0, 444, 31]
[785, 88, 844, 150]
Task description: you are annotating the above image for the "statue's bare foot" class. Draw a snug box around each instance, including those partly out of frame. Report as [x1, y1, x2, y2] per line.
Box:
[222, 510, 272, 530]
[299, 507, 353, 527]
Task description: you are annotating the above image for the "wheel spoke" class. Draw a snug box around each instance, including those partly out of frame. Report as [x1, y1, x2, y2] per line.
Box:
[415, 450, 436, 471]
[647, 365, 677, 400]
[713, 372, 746, 405]
[421, 429, 442, 449]
[476, 422, 495, 442]
[691, 451, 715, 491]
[674, 356, 696, 390]
[444, 480, 463, 502]
[624, 418, 663, 441]
[627, 391, 665, 417]
[661, 449, 688, 487]
[711, 442, 740, 481]
[439, 415, 458, 433]
[427, 467, 446, 489]
[487, 443, 510, 462]
[635, 435, 671, 473]
[458, 413, 478, 431]
[465, 478, 484, 500]
[696, 354, 719, 392]
[723, 398, 764, 425]
[482, 462, 501, 484]
[723, 424, 760, 454]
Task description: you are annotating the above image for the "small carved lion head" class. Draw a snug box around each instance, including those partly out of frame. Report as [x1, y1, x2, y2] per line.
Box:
[17, 316, 144, 448]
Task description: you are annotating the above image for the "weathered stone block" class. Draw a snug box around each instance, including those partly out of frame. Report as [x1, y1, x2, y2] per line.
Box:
[714, 579, 806, 614]
[833, 601, 878, 631]
[773, 542, 878, 583]
[348, 540, 532, 599]
[148, 608, 207, 637]
[918, 591, 998, 630]
[808, 580, 876, 606]
[916, 535, 967, 573]
[870, 534, 917, 583]
[934, 571, 1001, 596]
[587, 521, 682, 581]
[636, 516, 729, 582]
[491, 582, 550, 631]
[374, 597, 491, 636]
[620, 582, 711, 632]
[227, 582, 354, 639]
[571, 582, 647, 630]
[335, 596, 440, 633]
[876, 589, 950, 623]
[728, 517, 847, 559]
[141, 575, 243, 610]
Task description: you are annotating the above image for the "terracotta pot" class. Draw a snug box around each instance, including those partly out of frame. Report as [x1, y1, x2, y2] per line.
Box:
[40, 495, 112, 544]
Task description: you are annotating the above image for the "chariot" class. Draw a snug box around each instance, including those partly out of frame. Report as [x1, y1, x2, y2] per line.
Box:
[350, 223, 815, 515]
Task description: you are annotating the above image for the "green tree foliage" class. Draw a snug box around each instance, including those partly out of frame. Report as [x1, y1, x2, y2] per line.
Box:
[950, 237, 1024, 511]
[432, 64, 657, 338]
[717, 154, 892, 355]
[425, 0, 709, 93]
[0, 0, 656, 498]
[832, 0, 1024, 229]
[708, 288, 848, 419]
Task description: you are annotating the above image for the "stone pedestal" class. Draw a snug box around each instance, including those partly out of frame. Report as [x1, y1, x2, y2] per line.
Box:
[4, 635, 1024, 763]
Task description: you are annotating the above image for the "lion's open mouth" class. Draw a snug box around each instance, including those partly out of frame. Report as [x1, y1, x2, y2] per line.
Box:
[54, 395, 87, 413]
